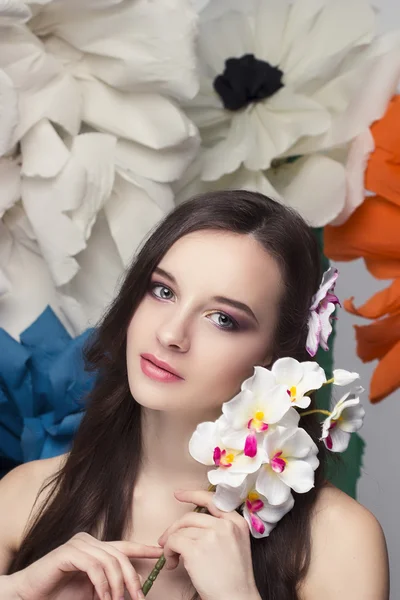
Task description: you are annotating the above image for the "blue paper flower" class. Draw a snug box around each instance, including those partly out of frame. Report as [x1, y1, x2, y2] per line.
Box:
[0, 307, 96, 478]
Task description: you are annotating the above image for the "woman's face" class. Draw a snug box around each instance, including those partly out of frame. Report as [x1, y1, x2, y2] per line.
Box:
[126, 230, 284, 418]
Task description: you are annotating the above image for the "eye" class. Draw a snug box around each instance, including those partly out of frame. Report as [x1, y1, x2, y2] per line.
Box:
[151, 283, 174, 301]
[207, 312, 239, 331]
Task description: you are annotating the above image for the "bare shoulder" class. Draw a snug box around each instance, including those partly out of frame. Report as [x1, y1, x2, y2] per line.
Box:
[298, 484, 389, 600]
[0, 454, 68, 560]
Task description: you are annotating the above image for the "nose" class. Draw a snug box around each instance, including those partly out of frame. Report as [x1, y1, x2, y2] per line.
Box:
[156, 313, 191, 353]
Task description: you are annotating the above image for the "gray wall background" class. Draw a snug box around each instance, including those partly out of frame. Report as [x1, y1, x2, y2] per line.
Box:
[334, 3, 400, 598]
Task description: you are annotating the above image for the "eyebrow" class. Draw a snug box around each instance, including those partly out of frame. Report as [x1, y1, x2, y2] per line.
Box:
[153, 267, 259, 324]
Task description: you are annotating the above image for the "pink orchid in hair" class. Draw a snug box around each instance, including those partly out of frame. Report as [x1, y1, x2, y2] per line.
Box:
[306, 267, 340, 357]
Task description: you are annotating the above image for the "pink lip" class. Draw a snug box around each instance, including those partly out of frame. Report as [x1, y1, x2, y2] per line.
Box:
[140, 354, 184, 383]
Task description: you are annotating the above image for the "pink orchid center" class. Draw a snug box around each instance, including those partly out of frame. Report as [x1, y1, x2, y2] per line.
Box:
[247, 410, 269, 433]
[213, 446, 235, 468]
[318, 291, 340, 312]
[246, 491, 264, 513]
[326, 420, 338, 450]
[271, 450, 286, 473]
[246, 491, 266, 534]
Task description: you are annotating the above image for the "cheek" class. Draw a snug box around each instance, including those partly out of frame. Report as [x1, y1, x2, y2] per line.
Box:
[194, 334, 267, 405]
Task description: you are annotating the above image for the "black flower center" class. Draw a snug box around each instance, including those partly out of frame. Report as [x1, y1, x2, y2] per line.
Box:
[213, 53, 284, 112]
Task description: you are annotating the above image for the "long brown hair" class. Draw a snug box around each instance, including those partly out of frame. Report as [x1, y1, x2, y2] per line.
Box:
[9, 190, 328, 599]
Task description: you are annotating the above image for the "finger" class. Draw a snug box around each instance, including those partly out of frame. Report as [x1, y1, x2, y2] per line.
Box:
[57, 545, 112, 600]
[174, 490, 249, 533]
[86, 539, 147, 600]
[174, 489, 224, 518]
[103, 540, 164, 559]
[158, 512, 221, 546]
[163, 530, 198, 571]
[70, 541, 126, 600]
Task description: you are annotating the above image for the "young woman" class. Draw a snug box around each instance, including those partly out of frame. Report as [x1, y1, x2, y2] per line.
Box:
[0, 191, 389, 600]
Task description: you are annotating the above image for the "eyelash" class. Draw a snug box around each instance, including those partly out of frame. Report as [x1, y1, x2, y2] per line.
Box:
[149, 282, 240, 331]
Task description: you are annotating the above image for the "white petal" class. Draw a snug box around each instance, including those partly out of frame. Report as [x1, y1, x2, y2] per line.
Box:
[326, 428, 352, 453]
[256, 465, 291, 506]
[257, 493, 295, 524]
[115, 123, 199, 184]
[0, 157, 20, 217]
[68, 133, 116, 240]
[243, 508, 276, 539]
[306, 311, 321, 357]
[57, 212, 123, 333]
[319, 302, 337, 349]
[0, 69, 18, 155]
[330, 130, 375, 226]
[80, 79, 196, 150]
[20, 119, 69, 178]
[201, 112, 251, 181]
[245, 89, 330, 171]
[282, 0, 375, 85]
[333, 369, 360, 387]
[282, 428, 317, 460]
[254, 0, 289, 66]
[271, 357, 302, 386]
[260, 385, 292, 424]
[242, 365, 278, 395]
[104, 172, 170, 266]
[208, 468, 248, 488]
[339, 404, 365, 433]
[46, 0, 199, 101]
[279, 459, 316, 493]
[222, 388, 255, 430]
[278, 407, 300, 429]
[311, 267, 338, 309]
[188, 421, 219, 466]
[213, 480, 250, 512]
[0, 0, 31, 23]
[268, 154, 346, 227]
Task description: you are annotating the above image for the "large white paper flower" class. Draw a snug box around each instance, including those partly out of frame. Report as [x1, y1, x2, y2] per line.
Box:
[0, 0, 199, 334]
[213, 472, 294, 538]
[180, 0, 400, 226]
[256, 426, 319, 505]
[321, 389, 366, 452]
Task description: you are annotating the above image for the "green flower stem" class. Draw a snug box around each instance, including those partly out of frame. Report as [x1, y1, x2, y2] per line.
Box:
[141, 484, 217, 596]
[301, 409, 331, 418]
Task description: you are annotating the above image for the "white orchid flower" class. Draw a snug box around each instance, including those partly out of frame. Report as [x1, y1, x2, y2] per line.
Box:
[189, 417, 266, 489]
[271, 357, 327, 409]
[256, 426, 319, 506]
[213, 473, 294, 539]
[332, 369, 360, 387]
[321, 389, 365, 453]
[306, 267, 340, 357]
[220, 367, 293, 459]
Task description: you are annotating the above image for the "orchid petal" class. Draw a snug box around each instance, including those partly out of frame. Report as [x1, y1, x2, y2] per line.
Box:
[333, 369, 360, 386]
[256, 465, 291, 506]
[279, 459, 316, 494]
[306, 311, 321, 357]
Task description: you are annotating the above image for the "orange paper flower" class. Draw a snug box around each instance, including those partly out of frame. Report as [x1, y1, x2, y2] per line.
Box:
[324, 96, 400, 403]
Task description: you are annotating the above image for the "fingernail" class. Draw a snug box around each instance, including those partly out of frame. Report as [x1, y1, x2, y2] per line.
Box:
[138, 591, 145, 599]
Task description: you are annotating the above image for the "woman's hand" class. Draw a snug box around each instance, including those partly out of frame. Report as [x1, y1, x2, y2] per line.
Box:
[157, 489, 261, 600]
[9, 531, 163, 600]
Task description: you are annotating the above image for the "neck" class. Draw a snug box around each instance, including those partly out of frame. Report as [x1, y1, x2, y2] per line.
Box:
[136, 406, 220, 496]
